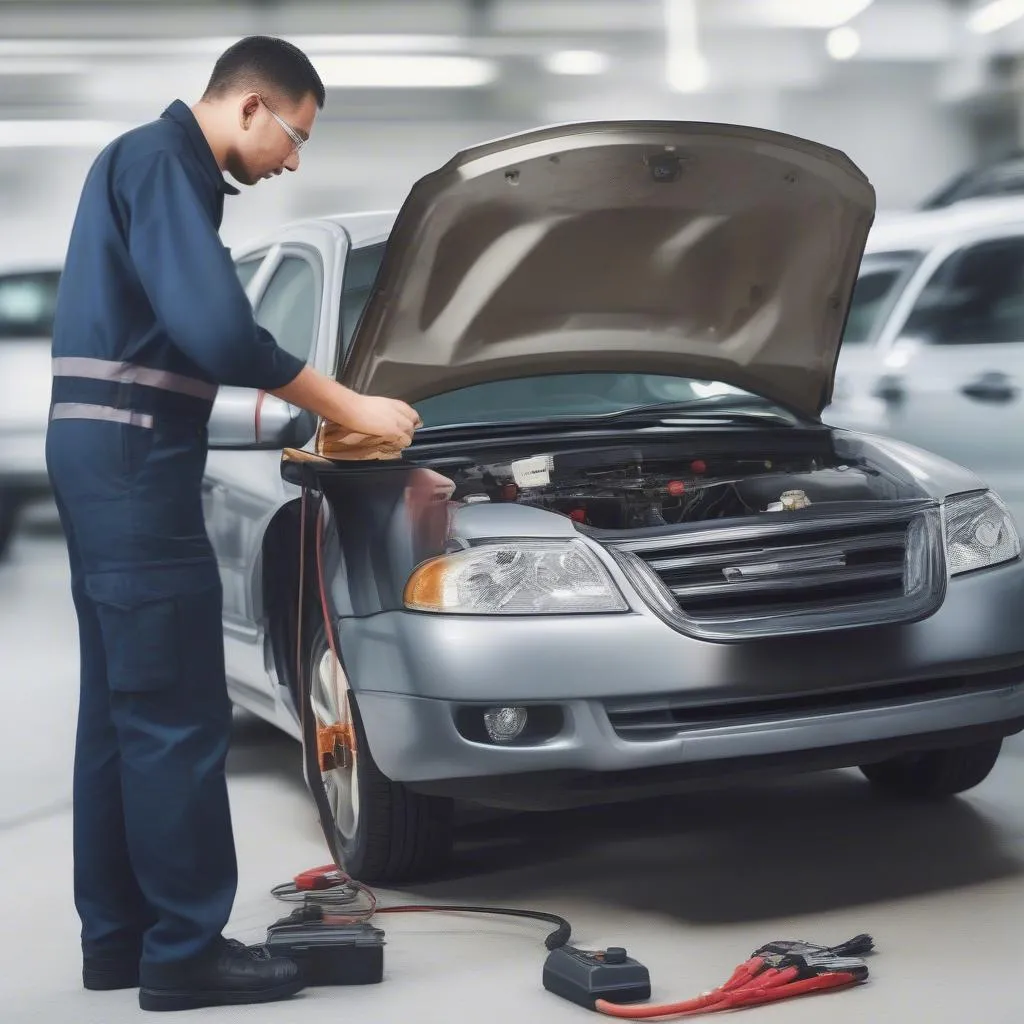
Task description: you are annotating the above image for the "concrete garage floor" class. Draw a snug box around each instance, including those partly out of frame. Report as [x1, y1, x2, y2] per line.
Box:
[3, 510, 1023, 1023]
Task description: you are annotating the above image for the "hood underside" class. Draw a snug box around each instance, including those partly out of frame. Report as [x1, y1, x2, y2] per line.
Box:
[339, 121, 876, 420]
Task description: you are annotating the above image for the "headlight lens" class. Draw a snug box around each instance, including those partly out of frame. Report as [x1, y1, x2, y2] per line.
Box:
[943, 491, 1021, 576]
[404, 540, 629, 614]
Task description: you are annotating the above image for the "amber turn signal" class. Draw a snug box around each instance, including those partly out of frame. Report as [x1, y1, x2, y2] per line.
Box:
[403, 557, 449, 610]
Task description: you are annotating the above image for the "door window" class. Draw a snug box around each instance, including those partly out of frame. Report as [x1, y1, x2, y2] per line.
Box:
[254, 253, 321, 363]
[900, 237, 1024, 346]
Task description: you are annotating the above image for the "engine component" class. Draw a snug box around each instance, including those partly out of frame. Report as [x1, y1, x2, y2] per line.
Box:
[766, 488, 812, 513]
[447, 442, 894, 532]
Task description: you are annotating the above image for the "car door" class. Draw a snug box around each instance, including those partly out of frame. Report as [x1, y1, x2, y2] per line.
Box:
[203, 222, 348, 710]
[858, 234, 1024, 526]
[199, 247, 272, 567]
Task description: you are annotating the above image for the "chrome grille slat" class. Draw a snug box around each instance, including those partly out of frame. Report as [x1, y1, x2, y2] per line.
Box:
[669, 563, 904, 600]
[645, 530, 908, 574]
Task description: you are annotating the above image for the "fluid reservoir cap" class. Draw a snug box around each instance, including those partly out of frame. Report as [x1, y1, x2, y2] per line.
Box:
[667, 480, 685, 497]
[780, 489, 811, 510]
[690, 460, 707, 474]
[604, 948, 628, 964]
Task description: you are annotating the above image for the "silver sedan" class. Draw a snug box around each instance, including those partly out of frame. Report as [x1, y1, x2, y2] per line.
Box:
[201, 123, 1024, 883]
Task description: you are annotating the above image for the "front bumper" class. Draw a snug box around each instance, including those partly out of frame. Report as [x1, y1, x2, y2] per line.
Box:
[341, 557, 1024, 786]
[357, 665, 1024, 788]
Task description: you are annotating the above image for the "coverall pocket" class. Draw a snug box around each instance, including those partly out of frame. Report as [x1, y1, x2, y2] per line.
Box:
[85, 574, 183, 693]
[121, 424, 156, 479]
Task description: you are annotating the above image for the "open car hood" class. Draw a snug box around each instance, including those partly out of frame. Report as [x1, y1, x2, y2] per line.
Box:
[338, 121, 876, 421]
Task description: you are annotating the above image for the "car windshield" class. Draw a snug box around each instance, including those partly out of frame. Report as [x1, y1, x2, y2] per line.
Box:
[413, 374, 788, 428]
[0, 270, 61, 339]
[842, 250, 922, 346]
[920, 156, 1024, 209]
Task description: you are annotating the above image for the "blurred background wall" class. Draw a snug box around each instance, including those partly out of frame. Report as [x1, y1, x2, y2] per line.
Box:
[2, 0, 1024, 268]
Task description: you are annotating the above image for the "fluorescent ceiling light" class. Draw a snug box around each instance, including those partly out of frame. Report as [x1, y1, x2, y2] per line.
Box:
[0, 35, 465, 58]
[967, 0, 1024, 34]
[312, 55, 496, 89]
[668, 54, 709, 92]
[665, 0, 709, 93]
[544, 50, 610, 76]
[759, 0, 874, 29]
[0, 120, 135, 148]
[827, 26, 861, 59]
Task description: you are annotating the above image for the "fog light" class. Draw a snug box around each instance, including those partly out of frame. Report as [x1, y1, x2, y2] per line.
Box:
[483, 706, 528, 744]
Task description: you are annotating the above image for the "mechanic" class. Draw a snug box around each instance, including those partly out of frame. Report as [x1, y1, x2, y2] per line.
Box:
[45, 36, 420, 1013]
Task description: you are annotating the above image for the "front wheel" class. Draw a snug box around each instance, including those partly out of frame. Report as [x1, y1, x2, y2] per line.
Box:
[300, 624, 454, 884]
[859, 738, 1003, 799]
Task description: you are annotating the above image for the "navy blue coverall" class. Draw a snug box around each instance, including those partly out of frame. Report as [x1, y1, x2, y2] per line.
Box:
[45, 100, 306, 967]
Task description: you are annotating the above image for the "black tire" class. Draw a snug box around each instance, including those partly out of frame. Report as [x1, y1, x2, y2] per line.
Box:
[859, 738, 1003, 799]
[300, 624, 454, 884]
[0, 490, 22, 561]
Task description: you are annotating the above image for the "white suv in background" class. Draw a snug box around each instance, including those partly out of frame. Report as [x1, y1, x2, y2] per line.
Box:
[827, 196, 1024, 529]
[0, 267, 60, 558]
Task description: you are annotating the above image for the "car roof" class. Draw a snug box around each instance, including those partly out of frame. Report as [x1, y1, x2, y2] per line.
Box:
[322, 210, 398, 246]
[230, 210, 398, 260]
[866, 195, 1024, 254]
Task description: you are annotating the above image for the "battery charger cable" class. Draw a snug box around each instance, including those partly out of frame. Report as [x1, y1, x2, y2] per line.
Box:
[287, 483, 574, 953]
[269, 868, 872, 1017]
[589, 935, 874, 1019]
[288, 477, 870, 1013]
[271, 865, 573, 951]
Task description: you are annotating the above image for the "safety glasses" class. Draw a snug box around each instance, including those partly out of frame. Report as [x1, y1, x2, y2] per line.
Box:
[259, 96, 307, 153]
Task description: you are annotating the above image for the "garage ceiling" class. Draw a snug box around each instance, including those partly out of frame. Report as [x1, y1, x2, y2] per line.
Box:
[0, 1, 1018, 128]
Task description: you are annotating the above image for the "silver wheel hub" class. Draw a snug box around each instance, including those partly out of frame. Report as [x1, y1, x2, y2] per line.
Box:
[312, 646, 360, 843]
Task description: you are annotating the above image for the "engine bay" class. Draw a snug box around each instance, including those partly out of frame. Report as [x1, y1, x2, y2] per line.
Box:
[448, 442, 900, 530]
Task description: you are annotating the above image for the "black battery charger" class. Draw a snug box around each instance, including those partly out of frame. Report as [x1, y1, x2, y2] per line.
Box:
[543, 945, 651, 1010]
[264, 905, 385, 986]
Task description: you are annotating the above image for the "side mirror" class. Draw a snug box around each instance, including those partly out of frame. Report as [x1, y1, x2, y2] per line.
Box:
[207, 387, 316, 450]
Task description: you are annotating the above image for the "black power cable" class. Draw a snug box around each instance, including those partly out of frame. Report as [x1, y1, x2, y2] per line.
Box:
[270, 876, 573, 950]
[374, 905, 572, 952]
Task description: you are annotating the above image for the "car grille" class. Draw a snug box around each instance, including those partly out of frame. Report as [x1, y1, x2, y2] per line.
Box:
[604, 500, 945, 640]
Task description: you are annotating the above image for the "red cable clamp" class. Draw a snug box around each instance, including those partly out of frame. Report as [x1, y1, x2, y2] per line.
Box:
[293, 864, 347, 891]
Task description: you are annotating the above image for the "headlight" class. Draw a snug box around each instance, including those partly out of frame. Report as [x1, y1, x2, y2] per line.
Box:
[403, 540, 629, 614]
[943, 491, 1021, 576]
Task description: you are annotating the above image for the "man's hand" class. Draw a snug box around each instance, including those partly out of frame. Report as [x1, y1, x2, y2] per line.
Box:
[340, 393, 422, 447]
[270, 366, 422, 445]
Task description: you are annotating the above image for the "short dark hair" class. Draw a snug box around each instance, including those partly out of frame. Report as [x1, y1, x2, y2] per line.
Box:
[204, 35, 326, 109]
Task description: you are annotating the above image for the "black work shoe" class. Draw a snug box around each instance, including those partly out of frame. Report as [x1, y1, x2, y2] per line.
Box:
[138, 938, 304, 1012]
[83, 952, 141, 991]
